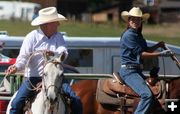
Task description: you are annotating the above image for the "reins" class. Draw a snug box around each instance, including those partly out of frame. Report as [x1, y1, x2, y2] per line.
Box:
[42, 59, 64, 113]
[43, 61, 64, 91]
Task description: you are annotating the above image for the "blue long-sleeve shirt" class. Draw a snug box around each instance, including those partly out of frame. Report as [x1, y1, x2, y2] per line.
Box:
[120, 28, 148, 65]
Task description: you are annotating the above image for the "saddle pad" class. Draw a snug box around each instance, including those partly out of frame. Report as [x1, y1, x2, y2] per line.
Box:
[96, 79, 134, 106]
[103, 78, 139, 97]
[96, 79, 122, 105]
[103, 77, 162, 98]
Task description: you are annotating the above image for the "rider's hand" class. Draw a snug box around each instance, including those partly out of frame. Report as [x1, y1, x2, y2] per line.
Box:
[160, 50, 174, 57]
[5, 65, 17, 76]
[46, 50, 54, 56]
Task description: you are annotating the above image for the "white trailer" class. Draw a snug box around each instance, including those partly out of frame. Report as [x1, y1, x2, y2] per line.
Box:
[0, 34, 180, 77]
[0, 1, 40, 21]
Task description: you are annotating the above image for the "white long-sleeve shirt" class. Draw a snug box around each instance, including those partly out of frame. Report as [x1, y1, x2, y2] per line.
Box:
[15, 28, 68, 77]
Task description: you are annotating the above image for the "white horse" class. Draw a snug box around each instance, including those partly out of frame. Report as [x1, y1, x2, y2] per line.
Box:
[6, 52, 67, 114]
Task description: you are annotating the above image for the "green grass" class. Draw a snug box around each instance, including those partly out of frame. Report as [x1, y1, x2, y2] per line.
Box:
[60, 22, 122, 37]
[0, 20, 180, 46]
[0, 20, 36, 36]
[0, 20, 121, 36]
[145, 35, 180, 47]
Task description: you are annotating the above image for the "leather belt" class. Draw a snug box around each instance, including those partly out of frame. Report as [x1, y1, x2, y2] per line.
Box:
[121, 64, 143, 69]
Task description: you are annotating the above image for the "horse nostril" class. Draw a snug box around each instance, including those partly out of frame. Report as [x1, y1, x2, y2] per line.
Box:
[54, 97, 57, 102]
[49, 98, 54, 104]
[49, 97, 57, 104]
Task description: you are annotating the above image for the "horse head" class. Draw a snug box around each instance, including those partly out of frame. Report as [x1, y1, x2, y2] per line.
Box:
[43, 52, 65, 104]
[6, 51, 67, 114]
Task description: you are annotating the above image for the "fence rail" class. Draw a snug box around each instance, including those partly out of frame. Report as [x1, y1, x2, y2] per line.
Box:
[0, 72, 179, 98]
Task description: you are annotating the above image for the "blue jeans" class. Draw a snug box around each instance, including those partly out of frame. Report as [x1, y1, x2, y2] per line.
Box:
[62, 83, 83, 114]
[10, 77, 82, 114]
[119, 67, 153, 114]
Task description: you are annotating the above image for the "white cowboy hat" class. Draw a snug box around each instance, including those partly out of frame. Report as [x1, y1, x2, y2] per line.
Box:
[31, 7, 67, 26]
[121, 7, 150, 22]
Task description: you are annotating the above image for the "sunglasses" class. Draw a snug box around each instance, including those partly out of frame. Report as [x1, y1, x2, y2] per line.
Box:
[129, 17, 142, 21]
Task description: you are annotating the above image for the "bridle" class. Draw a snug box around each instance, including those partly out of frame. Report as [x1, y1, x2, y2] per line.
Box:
[42, 61, 64, 100]
[23, 50, 65, 110]
[42, 60, 65, 113]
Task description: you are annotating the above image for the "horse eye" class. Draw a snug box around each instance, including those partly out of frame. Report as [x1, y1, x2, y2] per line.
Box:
[44, 72, 47, 76]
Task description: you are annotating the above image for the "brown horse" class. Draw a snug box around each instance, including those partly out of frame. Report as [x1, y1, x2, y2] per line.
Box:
[71, 49, 180, 114]
[166, 77, 180, 114]
[72, 75, 180, 114]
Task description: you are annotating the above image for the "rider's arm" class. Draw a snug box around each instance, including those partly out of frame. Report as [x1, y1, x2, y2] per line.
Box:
[5, 64, 17, 75]
[5, 33, 34, 75]
[146, 41, 165, 52]
[5, 41, 32, 75]
[14, 31, 34, 71]
[141, 49, 173, 59]
[54, 33, 68, 60]
[141, 51, 161, 59]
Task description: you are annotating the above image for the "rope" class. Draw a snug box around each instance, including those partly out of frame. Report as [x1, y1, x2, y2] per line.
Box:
[24, 50, 63, 91]
[24, 50, 47, 91]
[0, 50, 47, 91]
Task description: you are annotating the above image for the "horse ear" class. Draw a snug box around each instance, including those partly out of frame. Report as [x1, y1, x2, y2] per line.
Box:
[56, 52, 67, 62]
[60, 52, 65, 62]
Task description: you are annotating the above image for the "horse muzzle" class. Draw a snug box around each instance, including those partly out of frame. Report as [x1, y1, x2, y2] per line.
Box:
[46, 86, 58, 103]
[48, 96, 58, 105]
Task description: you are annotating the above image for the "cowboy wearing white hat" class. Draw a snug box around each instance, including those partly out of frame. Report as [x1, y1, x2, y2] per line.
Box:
[121, 7, 150, 22]
[31, 6, 67, 26]
[6, 6, 82, 114]
[118, 7, 173, 114]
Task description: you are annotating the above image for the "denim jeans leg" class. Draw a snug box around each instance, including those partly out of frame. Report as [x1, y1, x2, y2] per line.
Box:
[10, 77, 41, 114]
[119, 68, 153, 114]
[62, 83, 83, 114]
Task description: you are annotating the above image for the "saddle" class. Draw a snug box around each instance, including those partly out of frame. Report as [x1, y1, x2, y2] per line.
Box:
[96, 70, 162, 106]
[103, 72, 162, 98]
